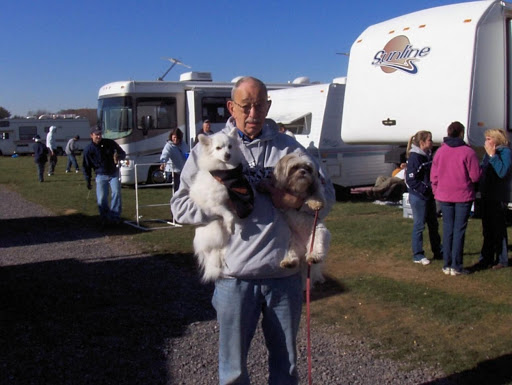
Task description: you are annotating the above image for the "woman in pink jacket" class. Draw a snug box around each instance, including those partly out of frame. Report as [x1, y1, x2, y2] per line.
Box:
[431, 122, 481, 276]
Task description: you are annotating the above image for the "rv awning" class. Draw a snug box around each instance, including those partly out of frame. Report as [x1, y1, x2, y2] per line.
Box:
[267, 112, 311, 125]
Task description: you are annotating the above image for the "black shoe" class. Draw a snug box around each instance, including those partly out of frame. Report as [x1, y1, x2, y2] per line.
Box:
[451, 269, 470, 276]
[470, 261, 490, 272]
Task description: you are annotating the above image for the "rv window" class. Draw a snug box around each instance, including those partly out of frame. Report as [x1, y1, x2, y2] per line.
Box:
[201, 97, 231, 123]
[136, 97, 177, 131]
[19, 126, 37, 141]
[98, 96, 134, 140]
[0, 121, 9, 127]
[287, 113, 312, 135]
[1, 132, 9, 140]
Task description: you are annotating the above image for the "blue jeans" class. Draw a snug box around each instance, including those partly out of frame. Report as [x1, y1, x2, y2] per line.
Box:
[66, 153, 79, 171]
[95, 172, 122, 221]
[36, 162, 46, 182]
[212, 274, 302, 385]
[410, 194, 442, 261]
[440, 201, 472, 272]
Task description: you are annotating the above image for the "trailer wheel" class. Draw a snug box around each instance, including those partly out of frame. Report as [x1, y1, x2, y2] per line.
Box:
[148, 166, 166, 184]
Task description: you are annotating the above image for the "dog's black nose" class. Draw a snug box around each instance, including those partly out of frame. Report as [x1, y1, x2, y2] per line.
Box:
[225, 153, 231, 161]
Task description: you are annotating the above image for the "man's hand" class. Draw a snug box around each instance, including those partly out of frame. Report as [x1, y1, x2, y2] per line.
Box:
[160, 163, 166, 171]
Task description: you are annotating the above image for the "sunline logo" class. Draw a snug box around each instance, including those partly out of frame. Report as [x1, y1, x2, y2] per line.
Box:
[372, 35, 431, 74]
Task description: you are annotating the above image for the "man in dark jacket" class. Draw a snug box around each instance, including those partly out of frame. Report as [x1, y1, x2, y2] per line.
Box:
[83, 126, 126, 226]
[33, 135, 48, 182]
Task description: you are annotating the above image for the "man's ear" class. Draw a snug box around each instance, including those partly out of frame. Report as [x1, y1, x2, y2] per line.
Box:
[227, 100, 235, 116]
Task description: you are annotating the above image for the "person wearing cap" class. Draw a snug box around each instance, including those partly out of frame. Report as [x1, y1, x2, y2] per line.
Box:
[32, 135, 48, 182]
[65, 135, 81, 173]
[46, 125, 58, 176]
[194, 119, 213, 144]
[82, 126, 126, 227]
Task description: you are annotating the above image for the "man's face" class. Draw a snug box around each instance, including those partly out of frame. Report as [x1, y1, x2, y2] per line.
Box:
[227, 79, 270, 139]
[203, 122, 211, 132]
[91, 132, 102, 145]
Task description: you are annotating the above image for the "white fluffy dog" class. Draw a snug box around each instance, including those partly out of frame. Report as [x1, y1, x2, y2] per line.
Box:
[272, 152, 331, 285]
[189, 128, 246, 282]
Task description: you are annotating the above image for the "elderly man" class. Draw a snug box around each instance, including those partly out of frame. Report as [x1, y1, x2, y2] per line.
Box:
[171, 77, 335, 384]
[194, 119, 213, 144]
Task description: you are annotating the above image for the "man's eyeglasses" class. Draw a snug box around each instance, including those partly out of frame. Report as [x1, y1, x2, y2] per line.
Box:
[231, 100, 271, 114]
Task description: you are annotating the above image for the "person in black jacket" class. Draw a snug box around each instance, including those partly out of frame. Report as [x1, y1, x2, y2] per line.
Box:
[32, 135, 48, 182]
[405, 130, 442, 266]
[83, 126, 126, 226]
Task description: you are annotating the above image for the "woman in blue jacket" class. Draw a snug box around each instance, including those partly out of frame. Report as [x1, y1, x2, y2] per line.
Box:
[406, 130, 442, 265]
[476, 129, 511, 270]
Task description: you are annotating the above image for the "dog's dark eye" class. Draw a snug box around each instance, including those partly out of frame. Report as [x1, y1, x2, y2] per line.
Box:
[228, 145, 232, 149]
[303, 165, 313, 173]
[215, 146, 221, 150]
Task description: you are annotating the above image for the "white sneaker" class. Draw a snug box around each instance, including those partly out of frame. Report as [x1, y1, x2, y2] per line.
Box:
[442, 267, 451, 275]
[65, 170, 70, 173]
[414, 257, 431, 265]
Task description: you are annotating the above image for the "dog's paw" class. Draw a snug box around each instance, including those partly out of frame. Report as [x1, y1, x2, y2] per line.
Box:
[306, 251, 324, 264]
[280, 258, 299, 269]
[223, 216, 235, 234]
[306, 198, 324, 211]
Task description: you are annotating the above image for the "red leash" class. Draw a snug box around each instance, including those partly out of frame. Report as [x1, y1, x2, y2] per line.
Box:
[306, 209, 320, 385]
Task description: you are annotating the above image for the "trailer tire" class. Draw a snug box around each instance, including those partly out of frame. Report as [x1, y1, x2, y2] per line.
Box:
[148, 166, 166, 184]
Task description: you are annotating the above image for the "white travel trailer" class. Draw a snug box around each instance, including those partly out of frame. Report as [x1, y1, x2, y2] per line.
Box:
[267, 81, 395, 189]
[0, 117, 91, 156]
[97, 72, 305, 184]
[341, 0, 512, 152]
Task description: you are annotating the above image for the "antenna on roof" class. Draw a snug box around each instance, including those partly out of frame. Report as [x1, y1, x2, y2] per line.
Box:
[336, 52, 349, 57]
[157, 58, 191, 81]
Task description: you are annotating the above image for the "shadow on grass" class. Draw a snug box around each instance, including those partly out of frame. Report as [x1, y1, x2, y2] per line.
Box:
[0, 252, 215, 385]
[0, 213, 143, 248]
[422, 353, 512, 385]
[310, 274, 347, 301]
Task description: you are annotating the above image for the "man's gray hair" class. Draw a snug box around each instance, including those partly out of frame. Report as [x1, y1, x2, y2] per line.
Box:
[231, 76, 268, 100]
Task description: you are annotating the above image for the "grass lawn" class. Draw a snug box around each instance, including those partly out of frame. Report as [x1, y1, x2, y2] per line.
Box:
[2, 155, 511, 382]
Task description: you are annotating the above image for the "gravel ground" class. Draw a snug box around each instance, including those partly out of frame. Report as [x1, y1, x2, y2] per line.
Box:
[0, 185, 460, 385]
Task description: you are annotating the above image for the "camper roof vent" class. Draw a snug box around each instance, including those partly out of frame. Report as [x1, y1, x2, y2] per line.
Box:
[231, 76, 244, 83]
[333, 77, 346, 84]
[292, 76, 310, 84]
[180, 72, 213, 82]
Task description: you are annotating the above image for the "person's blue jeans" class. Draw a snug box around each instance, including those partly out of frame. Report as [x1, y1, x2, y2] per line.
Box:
[36, 161, 46, 182]
[409, 194, 442, 261]
[66, 153, 79, 172]
[212, 274, 302, 385]
[440, 201, 472, 272]
[95, 172, 122, 222]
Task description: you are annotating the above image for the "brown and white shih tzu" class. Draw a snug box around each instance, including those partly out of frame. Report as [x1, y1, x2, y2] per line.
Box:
[272, 152, 331, 285]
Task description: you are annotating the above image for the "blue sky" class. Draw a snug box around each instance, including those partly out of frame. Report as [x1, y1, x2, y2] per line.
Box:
[1, 0, 474, 117]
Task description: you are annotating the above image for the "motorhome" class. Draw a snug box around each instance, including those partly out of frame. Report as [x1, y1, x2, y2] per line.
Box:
[97, 71, 306, 184]
[341, 0, 512, 157]
[267, 80, 395, 189]
[0, 117, 91, 156]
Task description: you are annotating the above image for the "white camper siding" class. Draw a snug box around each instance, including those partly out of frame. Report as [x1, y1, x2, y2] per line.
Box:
[268, 83, 395, 188]
[468, 3, 508, 147]
[342, 1, 498, 145]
